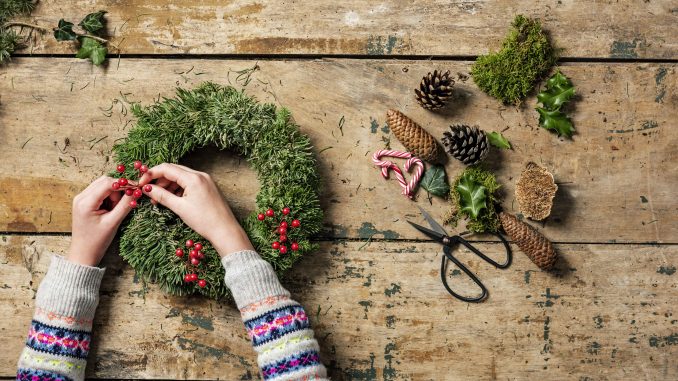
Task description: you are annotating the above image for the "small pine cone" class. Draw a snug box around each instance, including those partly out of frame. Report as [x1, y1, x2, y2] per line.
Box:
[515, 162, 558, 221]
[386, 109, 438, 162]
[414, 70, 455, 110]
[441, 124, 489, 165]
[499, 212, 557, 271]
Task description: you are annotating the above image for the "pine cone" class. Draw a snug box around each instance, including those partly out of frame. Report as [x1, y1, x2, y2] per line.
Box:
[515, 162, 558, 220]
[386, 109, 438, 162]
[441, 125, 490, 165]
[414, 70, 455, 110]
[499, 212, 557, 271]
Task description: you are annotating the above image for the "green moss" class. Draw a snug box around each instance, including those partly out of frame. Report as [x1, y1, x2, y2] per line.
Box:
[447, 166, 501, 233]
[471, 15, 557, 105]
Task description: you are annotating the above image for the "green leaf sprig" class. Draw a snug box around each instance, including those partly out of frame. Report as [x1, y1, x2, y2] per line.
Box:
[486, 131, 511, 149]
[536, 71, 576, 138]
[54, 11, 109, 65]
[456, 173, 487, 219]
[447, 166, 501, 233]
[420, 164, 450, 198]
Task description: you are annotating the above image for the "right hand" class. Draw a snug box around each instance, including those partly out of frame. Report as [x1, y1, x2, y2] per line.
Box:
[138, 163, 254, 257]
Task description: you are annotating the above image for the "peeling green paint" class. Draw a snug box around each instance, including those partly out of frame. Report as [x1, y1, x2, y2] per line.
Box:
[363, 274, 374, 287]
[370, 118, 379, 133]
[450, 269, 462, 276]
[358, 222, 400, 240]
[640, 196, 648, 203]
[166, 307, 215, 331]
[359, 300, 372, 319]
[648, 333, 678, 348]
[176, 337, 253, 368]
[658, 266, 676, 275]
[383, 342, 398, 380]
[639, 120, 659, 131]
[386, 315, 396, 329]
[593, 315, 604, 329]
[340, 354, 377, 380]
[542, 316, 552, 354]
[655, 67, 667, 103]
[536, 288, 561, 308]
[524, 270, 534, 284]
[381, 123, 390, 134]
[610, 39, 640, 58]
[587, 341, 601, 355]
[366, 35, 400, 55]
[384, 283, 401, 297]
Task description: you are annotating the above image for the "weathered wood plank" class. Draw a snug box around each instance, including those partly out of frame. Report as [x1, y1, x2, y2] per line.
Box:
[1, 59, 675, 242]
[9, 0, 678, 59]
[1, 236, 676, 379]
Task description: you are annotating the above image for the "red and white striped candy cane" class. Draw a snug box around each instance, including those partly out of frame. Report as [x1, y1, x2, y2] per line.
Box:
[372, 150, 424, 199]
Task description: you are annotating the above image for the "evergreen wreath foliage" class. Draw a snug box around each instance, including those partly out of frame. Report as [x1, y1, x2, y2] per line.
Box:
[112, 82, 323, 300]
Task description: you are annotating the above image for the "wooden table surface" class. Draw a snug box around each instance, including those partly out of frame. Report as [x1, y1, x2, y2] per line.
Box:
[1, 1, 676, 380]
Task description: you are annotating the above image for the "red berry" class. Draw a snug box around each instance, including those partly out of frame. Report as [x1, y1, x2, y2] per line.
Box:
[279, 235, 287, 242]
[125, 188, 134, 196]
[278, 226, 287, 235]
[116, 164, 126, 173]
[133, 189, 143, 198]
[143, 184, 152, 192]
[139, 164, 149, 173]
[186, 239, 194, 247]
[265, 208, 274, 217]
[190, 257, 200, 266]
[111, 182, 121, 190]
[291, 242, 299, 251]
[184, 274, 192, 282]
[194, 243, 203, 251]
[189, 249, 198, 259]
[133, 160, 142, 170]
[198, 279, 207, 288]
[279, 246, 288, 254]
[280, 221, 288, 228]
[291, 219, 301, 228]
[175, 248, 184, 257]
[118, 178, 128, 186]
[197, 251, 205, 260]
[282, 207, 291, 215]
[189, 273, 198, 281]
[257, 213, 266, 221]
[272, 241, 280, 250]
[129, 200, 138, 208]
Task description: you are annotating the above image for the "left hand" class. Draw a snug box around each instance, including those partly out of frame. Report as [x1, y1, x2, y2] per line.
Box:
[68, 176, 134, 266]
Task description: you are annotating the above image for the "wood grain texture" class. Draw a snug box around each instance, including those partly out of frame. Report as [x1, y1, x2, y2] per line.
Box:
[9, 0, 678, 59]
[1, 236, 676, 379]
[1, 59, 675, 242]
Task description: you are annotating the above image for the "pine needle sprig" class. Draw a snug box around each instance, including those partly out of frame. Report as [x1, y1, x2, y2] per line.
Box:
[113, 82, 323, 300]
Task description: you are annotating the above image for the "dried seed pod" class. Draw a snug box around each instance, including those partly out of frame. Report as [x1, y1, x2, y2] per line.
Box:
[500, 212, 557, 271]
[386, 109, 439, 162]
[515, 162, 558, 220]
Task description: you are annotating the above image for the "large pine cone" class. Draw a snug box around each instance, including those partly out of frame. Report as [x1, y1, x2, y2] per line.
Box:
[386, 109, 438, 162]
[499, 212, 557, 271]
[441, 125, 489, 165]
[414, 70, 455, 110]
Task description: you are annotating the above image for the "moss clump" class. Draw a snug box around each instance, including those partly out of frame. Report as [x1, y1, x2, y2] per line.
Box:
[471, 15, 557, 105]
[446, 166, 501, 233]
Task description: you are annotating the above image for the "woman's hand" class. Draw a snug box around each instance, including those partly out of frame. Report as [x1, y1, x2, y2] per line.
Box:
[138, 163, 254, 257]
[69, 176, 134, 266]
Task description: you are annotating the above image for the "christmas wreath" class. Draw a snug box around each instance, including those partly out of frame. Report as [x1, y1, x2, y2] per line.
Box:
[111, 82, 323, 300]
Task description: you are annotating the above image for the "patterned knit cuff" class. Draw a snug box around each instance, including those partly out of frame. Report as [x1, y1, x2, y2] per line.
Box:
[35, 255, 106, 321]
[221, 250, 290, 309]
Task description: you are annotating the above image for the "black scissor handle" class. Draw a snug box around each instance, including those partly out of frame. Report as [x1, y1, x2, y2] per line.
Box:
[453, 232, 512, 269]
[440, 249, 488, 303]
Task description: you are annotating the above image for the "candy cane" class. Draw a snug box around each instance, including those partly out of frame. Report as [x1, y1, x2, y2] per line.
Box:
[372, 150, 425, 199]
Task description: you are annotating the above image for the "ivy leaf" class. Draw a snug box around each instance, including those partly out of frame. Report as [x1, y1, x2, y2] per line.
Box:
[486, 131, 511, 149]
[456, 173, 487, 219]
[537, 71, 575, 110]
[536, 108, 575, 137]
[54, 19, 77, 41]
[76, 37, 107, 65]
[79, 10, 107, 34]
[420, 165, 450, 197]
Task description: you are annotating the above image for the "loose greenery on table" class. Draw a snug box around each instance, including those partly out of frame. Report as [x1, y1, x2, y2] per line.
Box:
[446, 167, 501, 233]
[486, 131, 511, 149]
[420, 164, 450, 198]
[536, 71, 576, 137]
[471, 15, 557, 105]
[0, 0, 34, 63]
[113, 82, 324, 300]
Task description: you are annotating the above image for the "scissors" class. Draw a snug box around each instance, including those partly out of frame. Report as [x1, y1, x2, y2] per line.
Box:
[407, 206, 512, 303]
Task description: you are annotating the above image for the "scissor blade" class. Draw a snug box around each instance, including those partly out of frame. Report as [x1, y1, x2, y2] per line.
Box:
[407, 221, 446, 242]
[417, 206, 447, 235]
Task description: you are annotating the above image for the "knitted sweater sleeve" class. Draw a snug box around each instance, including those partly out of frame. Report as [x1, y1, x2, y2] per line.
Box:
[222, 250, 328, 381]
[17, 255, 105, 381]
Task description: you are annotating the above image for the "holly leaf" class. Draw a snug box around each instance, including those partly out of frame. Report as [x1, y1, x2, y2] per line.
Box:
[537, 71, 575, 110]
[486, 131, 511, 149]
[54, 19, 77, 41]
[536, 107, 575, 138]
[76, 37, 107, 65]
[79, 10, 107, 34]
[456, 173, 487, 219]
[420, 165, 450, 197]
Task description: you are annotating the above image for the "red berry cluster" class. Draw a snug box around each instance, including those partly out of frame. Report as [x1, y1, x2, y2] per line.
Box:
[257, 207, 301, 254]
[112, 161, 152, 208]
[177, 240, 208, 288]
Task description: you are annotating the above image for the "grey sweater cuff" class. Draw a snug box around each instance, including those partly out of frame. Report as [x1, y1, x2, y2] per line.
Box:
[35, 255, 106, 320]
[221, 250, 290, 309]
